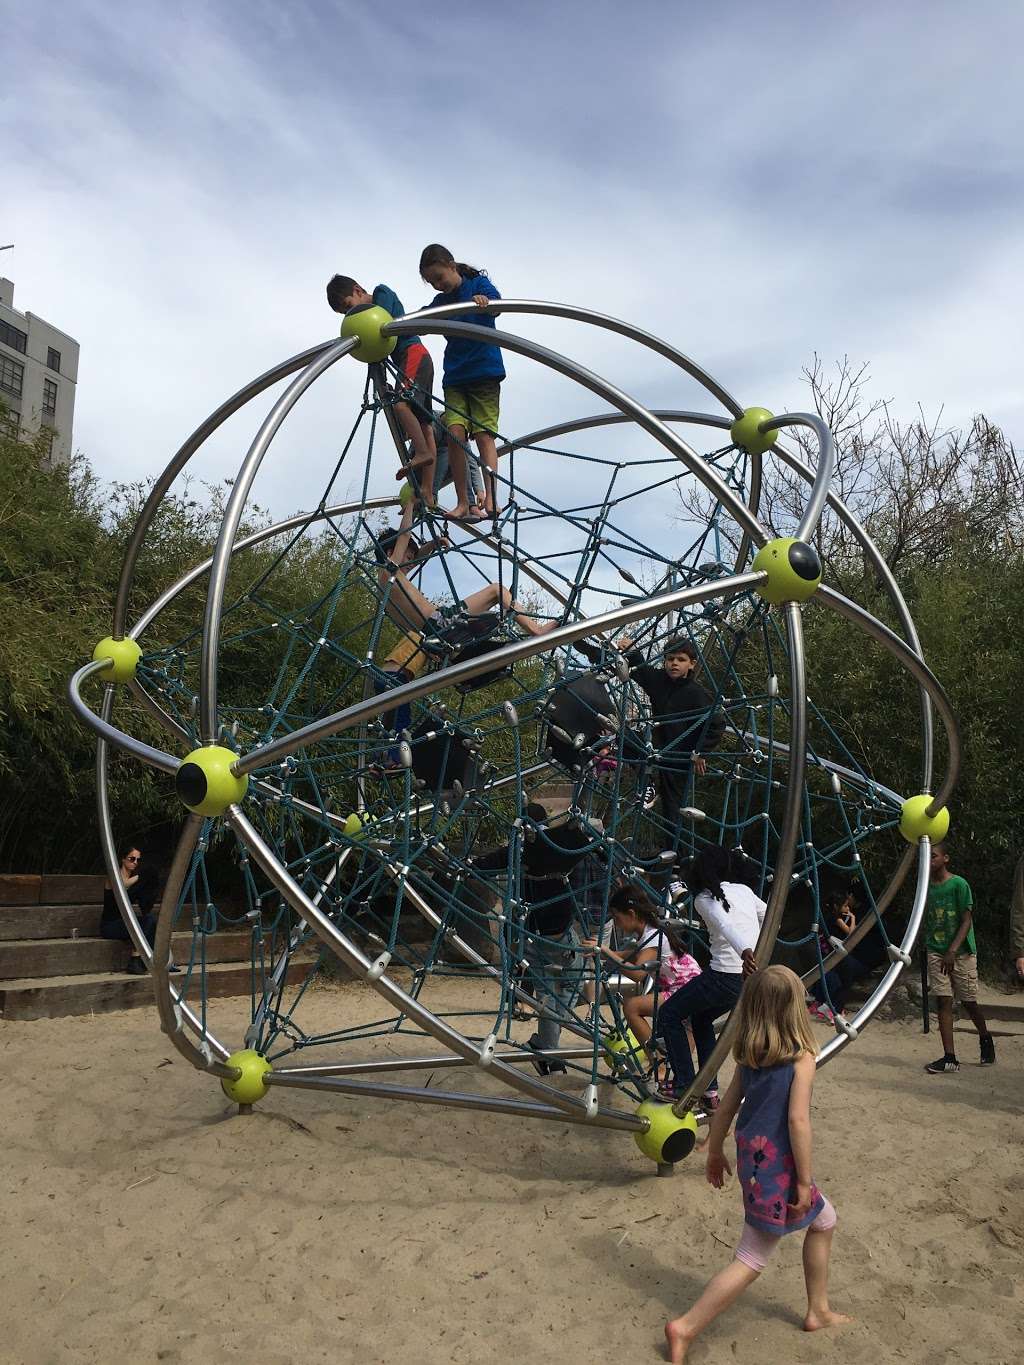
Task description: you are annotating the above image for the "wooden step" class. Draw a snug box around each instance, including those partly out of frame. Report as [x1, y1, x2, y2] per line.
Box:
[0, 957, 319, 1022]
[0, 905, 104, 940]
[0, 931, 263, 980]
[0, 874, 108, 906]
[0, 901, 247, 941]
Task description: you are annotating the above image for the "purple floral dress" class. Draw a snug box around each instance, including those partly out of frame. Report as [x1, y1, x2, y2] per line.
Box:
[735, 1061, 825, 1236]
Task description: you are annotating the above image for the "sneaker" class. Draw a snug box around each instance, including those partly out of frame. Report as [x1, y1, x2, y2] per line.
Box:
[808, 1002, 835, 1025]
[979, 1034, 996, 1065]
[125, 957, 147, 976]
[525, 1035, 567, 1077]
[643, 785, 658, 810]
[700, 1090, 721, 1111]
[925, 1054, 959, 1074]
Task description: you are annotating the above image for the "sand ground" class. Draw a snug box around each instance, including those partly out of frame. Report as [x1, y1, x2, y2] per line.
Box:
[2, 979, 1022, 1365]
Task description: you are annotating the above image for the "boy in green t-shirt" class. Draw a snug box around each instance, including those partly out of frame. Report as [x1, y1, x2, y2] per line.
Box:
[923, 842, 995, 1073]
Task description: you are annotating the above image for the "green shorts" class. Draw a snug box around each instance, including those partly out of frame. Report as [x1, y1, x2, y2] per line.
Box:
[443, 380, 501, 437]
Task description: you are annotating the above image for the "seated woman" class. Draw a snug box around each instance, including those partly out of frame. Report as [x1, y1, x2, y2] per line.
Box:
[583, 884, 701, 1075]
[374, 502, 555, 647]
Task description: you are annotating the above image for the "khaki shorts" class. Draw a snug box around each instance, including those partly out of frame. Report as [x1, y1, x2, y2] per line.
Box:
[928, 950, 978, 1002]
[443, 380, 500, 437]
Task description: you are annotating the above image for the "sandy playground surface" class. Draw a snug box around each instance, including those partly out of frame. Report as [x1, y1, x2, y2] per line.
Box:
[2, 978, 1022, 1365]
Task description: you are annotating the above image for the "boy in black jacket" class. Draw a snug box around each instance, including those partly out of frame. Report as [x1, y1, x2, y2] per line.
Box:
[616, 635, 725, 844]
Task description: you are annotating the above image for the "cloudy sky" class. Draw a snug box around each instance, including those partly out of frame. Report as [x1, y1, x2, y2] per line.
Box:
[4, 0, 1022, 598]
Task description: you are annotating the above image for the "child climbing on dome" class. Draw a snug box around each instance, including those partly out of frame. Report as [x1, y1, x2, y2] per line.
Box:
[419, 244, 505, 520]
[664, 965, 852, 1362]
[615, 633, 725, 849]
[582, 883, 700, 1064]
[656, 844, 764, 1105]
[373, 500, 555, 645]
[326, 275, 437, 502]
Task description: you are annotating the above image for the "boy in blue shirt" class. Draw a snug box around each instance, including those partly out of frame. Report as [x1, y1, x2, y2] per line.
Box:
[326, 275, 437, 502]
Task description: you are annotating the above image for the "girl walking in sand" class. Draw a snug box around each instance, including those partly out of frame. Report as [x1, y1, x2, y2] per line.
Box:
[664, 965, 851, 1361]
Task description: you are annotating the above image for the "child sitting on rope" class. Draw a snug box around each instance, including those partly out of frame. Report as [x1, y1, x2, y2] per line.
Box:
[583, 883, 700, 1077]
[326, 275, 437, 501]
[373, 501, 555, 654]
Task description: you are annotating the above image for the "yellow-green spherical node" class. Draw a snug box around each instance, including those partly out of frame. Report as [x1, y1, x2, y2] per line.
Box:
[92, 636, 142, 683]
[730, 406, 778, 456]
[342, 812, 364, 839]
[340, 304, 397, 364]
[221, 1049, 272, 1104]
[175, 745, 248, 816]
[752, 537, 822, 605]
[603, 1028, 642, 1070]
[398, 481, 415, 511]
[899, 794, 950, 844]
[633, 1099, 698, 1164]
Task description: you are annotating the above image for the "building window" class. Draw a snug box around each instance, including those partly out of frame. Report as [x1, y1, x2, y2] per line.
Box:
[0, 355, 24, 398]
[1, 408, 19, 435]
[47, 347, 62, 373]
[43, 378, 58, 415]
[0, 319, 28, 354]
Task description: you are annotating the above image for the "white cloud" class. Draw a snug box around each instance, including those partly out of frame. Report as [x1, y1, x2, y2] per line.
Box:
[3, 0, 1021, 621]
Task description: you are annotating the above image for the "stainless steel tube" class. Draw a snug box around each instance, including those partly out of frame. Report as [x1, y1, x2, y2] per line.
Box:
[198, 336, 357, 741]
[234, 570, 765, 776]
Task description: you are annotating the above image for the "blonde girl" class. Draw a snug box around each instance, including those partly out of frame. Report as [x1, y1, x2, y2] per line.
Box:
[665, 965, 851, 1362]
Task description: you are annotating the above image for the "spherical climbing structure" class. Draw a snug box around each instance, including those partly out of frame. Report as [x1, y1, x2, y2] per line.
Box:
[70, 299, 959, 1165]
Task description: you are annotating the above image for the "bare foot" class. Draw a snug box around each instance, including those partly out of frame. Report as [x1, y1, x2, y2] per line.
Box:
[664, 1319, 693, 1363]
[446, 503, 484, 521]
[803, 1309, 853, 1333]
[396, 456, 432, 480]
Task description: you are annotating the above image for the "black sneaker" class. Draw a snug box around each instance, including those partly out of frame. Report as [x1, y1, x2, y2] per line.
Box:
[525, 1035, 567, 1077]
[979, 1035, 996, 1065]
[125, 957, 148, 976]
[925, 1054, 959, 1074]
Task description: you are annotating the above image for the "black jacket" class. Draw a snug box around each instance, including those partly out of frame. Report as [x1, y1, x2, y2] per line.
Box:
[626, 650, 725, 763]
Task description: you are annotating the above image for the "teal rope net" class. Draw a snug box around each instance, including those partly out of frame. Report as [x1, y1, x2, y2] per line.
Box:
[129, 373, 910, 1103]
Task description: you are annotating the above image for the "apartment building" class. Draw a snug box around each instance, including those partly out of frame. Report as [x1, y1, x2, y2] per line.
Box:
[0, 277, 79, 466]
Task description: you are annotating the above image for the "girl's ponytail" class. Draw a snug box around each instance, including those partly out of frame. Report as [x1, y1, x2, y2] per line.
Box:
[689, 845, 733, 913]
[610, 883, 686, 955]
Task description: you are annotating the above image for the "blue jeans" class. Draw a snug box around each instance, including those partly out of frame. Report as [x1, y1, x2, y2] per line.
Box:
[812, 953, 865, 1013]
[657, 968, 743, 1092]
[523, 928, 582, 1050]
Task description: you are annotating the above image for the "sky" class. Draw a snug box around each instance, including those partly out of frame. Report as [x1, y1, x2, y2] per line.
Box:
[3, 0, 1022, 611]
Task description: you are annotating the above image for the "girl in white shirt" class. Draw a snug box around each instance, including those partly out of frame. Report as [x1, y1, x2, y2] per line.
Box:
[656, 847, 766, 1104]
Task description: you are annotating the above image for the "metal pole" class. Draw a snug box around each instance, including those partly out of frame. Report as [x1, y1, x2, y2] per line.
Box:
[198, 337, 357, 742]
[94, 691, 232, 1063]
[227, 804, 644, 1128]
[149, 814, 238, 1080]
[112, 342, 336, 637]
[233, 570, 765, 777]
[383, 316, 766, 549]
[264, 1069, 644, 1132]
[270, 1047, 595, 1078]
[674, 600, 810, 1115]
[818, 586, 960, 812]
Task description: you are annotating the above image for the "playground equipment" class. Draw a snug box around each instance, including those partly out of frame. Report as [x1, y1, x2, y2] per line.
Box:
[70, 298, 958, 1166]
